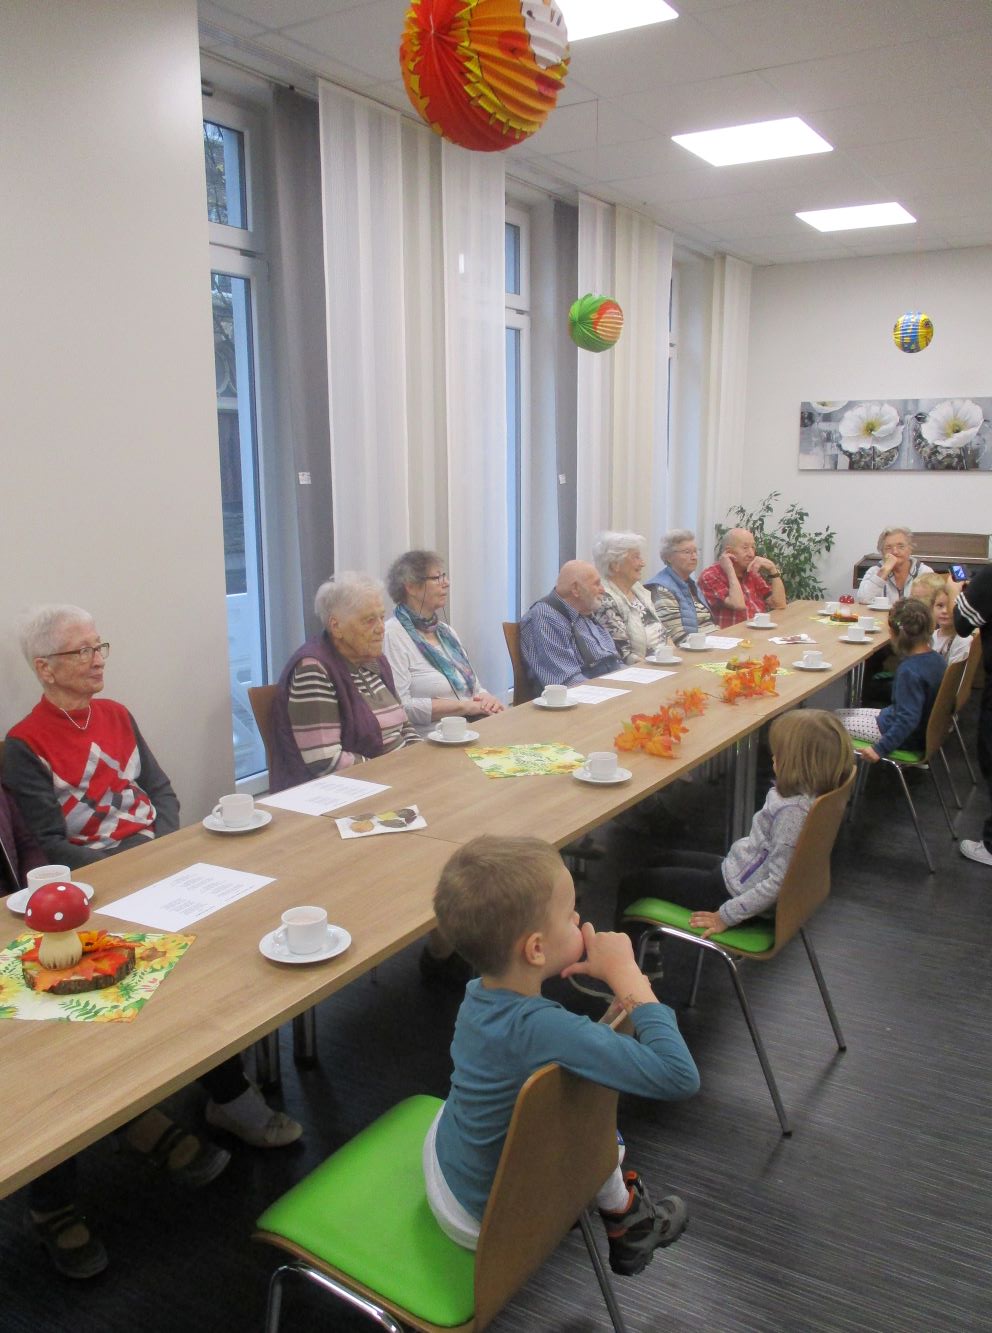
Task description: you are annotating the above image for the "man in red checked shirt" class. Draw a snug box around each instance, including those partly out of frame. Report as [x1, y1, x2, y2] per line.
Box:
[697, 528, 787, 628]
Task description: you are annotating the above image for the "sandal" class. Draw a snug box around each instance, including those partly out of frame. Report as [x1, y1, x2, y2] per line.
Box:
[124, 1121, 231, 1189]
[25, 1205, 108, 1280]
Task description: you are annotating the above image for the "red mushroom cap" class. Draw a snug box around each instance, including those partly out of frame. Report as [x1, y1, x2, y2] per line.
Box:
[25, 881, 90, 932]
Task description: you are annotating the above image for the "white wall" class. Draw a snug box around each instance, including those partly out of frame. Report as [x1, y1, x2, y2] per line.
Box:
[1, 0, 233, 819]
[745, 247, 992, 594]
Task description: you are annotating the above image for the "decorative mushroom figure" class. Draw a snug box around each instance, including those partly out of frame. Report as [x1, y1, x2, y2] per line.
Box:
[24, 881, 91, 970]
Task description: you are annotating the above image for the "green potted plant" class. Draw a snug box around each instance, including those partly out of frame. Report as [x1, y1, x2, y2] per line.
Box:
[715, 492, 836, 601]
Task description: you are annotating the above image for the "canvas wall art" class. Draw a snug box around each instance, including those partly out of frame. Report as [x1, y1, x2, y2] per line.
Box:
[798, 397, 992, 471]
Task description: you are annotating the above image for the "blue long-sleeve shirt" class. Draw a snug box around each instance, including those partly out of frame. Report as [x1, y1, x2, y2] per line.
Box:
[876, 651, 945, 758]
[519, 594, 621, 687]
[434, 980, 699, 1221]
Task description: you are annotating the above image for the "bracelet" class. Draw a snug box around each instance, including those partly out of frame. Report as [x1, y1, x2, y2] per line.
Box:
[767, 568, 781, 578]
[618, 991, 644, 1015]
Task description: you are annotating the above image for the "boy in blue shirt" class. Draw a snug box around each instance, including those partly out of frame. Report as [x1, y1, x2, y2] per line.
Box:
[424, 835, 700, 1276]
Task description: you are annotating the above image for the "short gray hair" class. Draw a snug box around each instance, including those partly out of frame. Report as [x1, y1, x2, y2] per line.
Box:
[18, 604, 95, 666]
[877, 526, 914, 555]
[314, 572, 384, 625]
[591, 530, 645, 579]
[660, 528, 697, 563]
[385, 550, 443, 605]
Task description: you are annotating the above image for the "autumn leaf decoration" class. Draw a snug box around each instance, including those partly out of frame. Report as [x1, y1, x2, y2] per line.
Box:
[721, 655, 780, 704]
[614, 688, 708, 757]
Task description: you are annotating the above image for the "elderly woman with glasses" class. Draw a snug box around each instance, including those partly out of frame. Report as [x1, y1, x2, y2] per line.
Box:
[857, 526, 933, 605]
[643, 528, 717, 645]
[3, 604, 179, 868]
[269, 571, 420, 791]
[591, 530, 667, 664]
[383, 550, 504, 737]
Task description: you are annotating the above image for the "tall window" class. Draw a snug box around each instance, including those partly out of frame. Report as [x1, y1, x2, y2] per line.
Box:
[505, 207, 531, 620]
[204, 101, 269, 780]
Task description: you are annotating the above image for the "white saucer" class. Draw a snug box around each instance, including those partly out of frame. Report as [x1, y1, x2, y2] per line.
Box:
[259, 924, 351, 965]
[572, 766, 633, 785]
[648, 655, 682, 666]
[533, 697, 579, 709]
[427, 729, 480, 745]
[203, 809, 273, 834]
[870, 602, 890, 612]
[793, 660, 832, 671]
[680, 643, 711, 652]
[7, 881, 94, 915]
[838, 635, 871, 644]
[745, 620, 777, 629]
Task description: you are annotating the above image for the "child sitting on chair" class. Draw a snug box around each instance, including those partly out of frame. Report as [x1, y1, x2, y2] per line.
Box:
[615, 710, 853, 938]
[425, 835, 699, 1276]
[836, 597, 945, 763]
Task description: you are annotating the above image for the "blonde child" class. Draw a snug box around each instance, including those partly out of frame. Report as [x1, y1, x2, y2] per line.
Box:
[425, 836, 699, 1276]
[836, 597, 945, 763]
[912, 572, 972, 665]
[616, 710, 852, 936]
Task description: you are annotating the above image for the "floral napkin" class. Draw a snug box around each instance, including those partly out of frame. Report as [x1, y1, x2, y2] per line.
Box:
[465, 742, 586, 779]
[0, 930, 194, 1023]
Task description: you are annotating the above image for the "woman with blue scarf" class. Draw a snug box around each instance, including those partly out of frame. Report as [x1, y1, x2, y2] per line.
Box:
[384, 550, 504, 738]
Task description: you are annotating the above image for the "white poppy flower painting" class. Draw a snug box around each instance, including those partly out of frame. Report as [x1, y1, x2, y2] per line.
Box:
[799, 396, 992, 471]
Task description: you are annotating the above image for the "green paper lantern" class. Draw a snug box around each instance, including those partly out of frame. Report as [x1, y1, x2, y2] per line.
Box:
[569, 293, 624, 352]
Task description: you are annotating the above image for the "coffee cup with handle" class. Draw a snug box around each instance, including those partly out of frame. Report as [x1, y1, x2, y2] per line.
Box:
[801, 649, 824, 668]
[752, 611, 772, 627]
[860, 616, 877, 632]
[440, 714, 468, 741]
[587, 752, 618, 781]
[26, 864, 71, 893]
[213, 793, 255, 827]
[274, 905, 328, 955]
[686, 632, 708, 650]
[542, 683, 568, 707]
[847, 623, 867, 643]
[652, 642, 677, 663]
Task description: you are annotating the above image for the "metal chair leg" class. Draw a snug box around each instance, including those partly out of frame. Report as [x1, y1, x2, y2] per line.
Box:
[267, 1260, 403, 1332]
[293, 1008, 317, 1068]
[578, 1210, 630, 1333]
[888, 762, 935, 872]
[719, 952, 792, 1136]
[937, 746, 963, 810]
[799, 928, 846, 1050]
[952, 715, 977, 786]
[927, 763, 958, 839]
[255, 1030, 282, 1090]
[687, 950, 705, 1008]
[847, 755, 870, 823]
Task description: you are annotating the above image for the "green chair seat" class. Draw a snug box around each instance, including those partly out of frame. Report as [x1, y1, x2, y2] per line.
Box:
[850, 737, 923, 764]
[257, 1095, 476, 1328]
[623, 897, 776, 954]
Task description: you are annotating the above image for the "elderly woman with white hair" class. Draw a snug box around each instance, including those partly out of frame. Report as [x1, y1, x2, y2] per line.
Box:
[269, 572, 420, 791]
[857, 526, 933, 605]
[591, 531, 667, 663]
[643, 529, 717, 645]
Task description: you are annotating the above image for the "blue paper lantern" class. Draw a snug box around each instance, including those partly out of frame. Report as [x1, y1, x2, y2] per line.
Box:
[893, 310, 933, 353]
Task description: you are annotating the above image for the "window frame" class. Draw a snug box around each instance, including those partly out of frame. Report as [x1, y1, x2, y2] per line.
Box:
[204, 97, 261, 254]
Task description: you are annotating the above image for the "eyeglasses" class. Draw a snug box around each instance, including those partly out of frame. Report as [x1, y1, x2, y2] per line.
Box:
[424, 573, 449, 584]
[47, 642, 110, 663]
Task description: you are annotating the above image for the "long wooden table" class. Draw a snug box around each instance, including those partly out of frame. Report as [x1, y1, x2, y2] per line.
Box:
[1, 602, 878, 1198]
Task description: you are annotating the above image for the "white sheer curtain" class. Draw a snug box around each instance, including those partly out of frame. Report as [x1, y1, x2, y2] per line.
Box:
[612, 206, 673, 544]
[441, 141, 509, 697]
[319, 83, 410, 574]
[700, 254, 752, 559]
[576, 193, 615, 556]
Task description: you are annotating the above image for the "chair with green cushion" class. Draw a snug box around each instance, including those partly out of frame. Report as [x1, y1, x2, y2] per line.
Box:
[622, 770, 855, 1137]
[848, 656, 967, 873]
[950, 632, 981, 786]
[255, 1056, 633, 1332]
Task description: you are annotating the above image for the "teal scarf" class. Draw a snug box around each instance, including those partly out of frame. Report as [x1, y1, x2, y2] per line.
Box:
[394, 604, 478, 697]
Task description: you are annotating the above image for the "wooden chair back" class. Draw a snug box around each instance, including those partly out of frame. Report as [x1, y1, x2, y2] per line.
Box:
[767, 769, 856, 956]
[955, 632, 982, 711]
[502, 622, 538, 706]
[924, 658, 967, 759]
[247, 685, 278, 772]
[473, 1062, 619, 1329]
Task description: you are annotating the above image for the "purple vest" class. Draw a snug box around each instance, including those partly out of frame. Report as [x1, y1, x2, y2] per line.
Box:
[269, 632, 400, 792]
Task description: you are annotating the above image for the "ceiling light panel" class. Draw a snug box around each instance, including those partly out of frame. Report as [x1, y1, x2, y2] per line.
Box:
[672, 117, 833, 167]
[796, 202, 917, 232]
[559, 1, 679, 43]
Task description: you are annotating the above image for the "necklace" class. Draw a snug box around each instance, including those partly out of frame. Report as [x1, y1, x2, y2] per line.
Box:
[60, 706, 92, 732]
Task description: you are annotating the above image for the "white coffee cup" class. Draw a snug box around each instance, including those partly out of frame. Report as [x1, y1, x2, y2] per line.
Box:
[652, 643, 676, 663]
[801, 650, 824, 668]
[825, 601, 839, 614]
[274, 905, 328, 955]
[440, 714, 468, 741]
[542, 683, 568, 707]
[686, 632, 708, 650]
[587, 751, 618, 781]
[26, 864, 71, 892]
[871, 597, 890, 611]
[752, 611, 772, 627]
[213, 793, 255, 827]
[847, 623, 867, 642]
[860, 616, 878, 632]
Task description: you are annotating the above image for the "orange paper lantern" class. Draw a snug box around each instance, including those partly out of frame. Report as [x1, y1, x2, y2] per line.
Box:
[401, 0, 569, 152]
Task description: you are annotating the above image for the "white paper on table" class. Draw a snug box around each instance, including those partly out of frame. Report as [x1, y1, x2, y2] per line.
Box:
[96, 862, 275, 931]
[770, 634, 816, 645]
[567, 684, 629, 703]
[705, 636, 742, 650]
[258, 774, 389, 816]
[600, 667, 676, 684]
[335, 805, 427, 838]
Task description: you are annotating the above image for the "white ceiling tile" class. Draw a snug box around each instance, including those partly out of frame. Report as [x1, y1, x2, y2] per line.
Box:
[198, 4, 268, 40]
[808, 95, 986, 150]
[845, 132, 992, 179]
[517, 101, 600, 157]
[567, 15, 746, 96]
[618, 71, 790, 135]
[251, 30, 379, 88]
[275, 1, 405, 83]
[213, 0, 369, 26]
